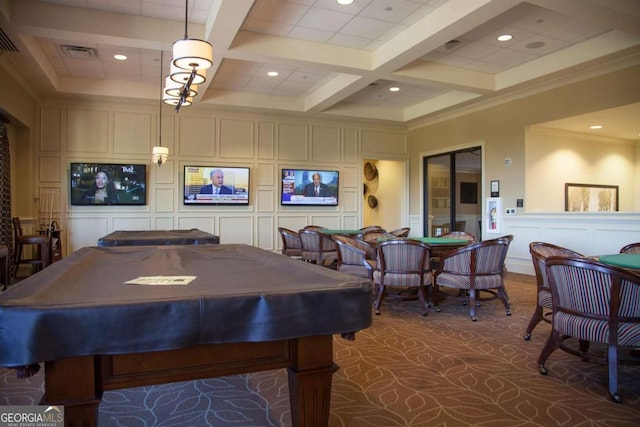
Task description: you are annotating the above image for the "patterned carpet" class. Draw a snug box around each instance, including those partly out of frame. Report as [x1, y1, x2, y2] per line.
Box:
[1, 273, 639, 426]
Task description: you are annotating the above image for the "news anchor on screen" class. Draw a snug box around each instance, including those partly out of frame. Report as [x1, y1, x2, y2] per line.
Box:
[303, 173, 334, 197]
[199, 169, 232, 195]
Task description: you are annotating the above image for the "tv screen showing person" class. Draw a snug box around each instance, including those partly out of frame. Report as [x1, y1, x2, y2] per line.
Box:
[281, 169, 339, 206]
[199, 169, 233, 195]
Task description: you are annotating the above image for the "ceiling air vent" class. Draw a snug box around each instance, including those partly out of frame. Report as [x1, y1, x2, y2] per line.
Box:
[60, 44, 98, 59]
[0, 27, 19, 52]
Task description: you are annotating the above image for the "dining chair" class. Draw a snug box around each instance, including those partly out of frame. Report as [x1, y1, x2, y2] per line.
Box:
[299, 229, 338, 267]
[433, 235, 513, 321]
[439, 231, 476, 242]
[373, 239, 432, 316]
[525, 242, 583, 340]
[12, 217, 50, 277]
[359, 225, 386, 233]
[389, 227, 410, 238]
[278, 227, 303, 259]
[360, 230, 396, 246]
[539, 256, 640, 403]
[334, 235, 376, 279]
[301, 225, 327, 231]
[620, 242, 640, 254]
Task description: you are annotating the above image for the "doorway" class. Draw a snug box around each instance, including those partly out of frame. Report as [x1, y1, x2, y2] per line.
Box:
[423, 147, 482, 239]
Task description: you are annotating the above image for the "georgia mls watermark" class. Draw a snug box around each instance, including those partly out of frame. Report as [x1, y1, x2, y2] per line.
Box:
[0, 406, 64, 427]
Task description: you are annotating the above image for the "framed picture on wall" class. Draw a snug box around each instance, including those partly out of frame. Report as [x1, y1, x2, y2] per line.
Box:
[564, 183, 618, 212]
[460, 182, 478, 204]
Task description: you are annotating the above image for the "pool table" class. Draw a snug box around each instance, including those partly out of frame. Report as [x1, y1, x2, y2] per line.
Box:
[0, 244, 372, 426]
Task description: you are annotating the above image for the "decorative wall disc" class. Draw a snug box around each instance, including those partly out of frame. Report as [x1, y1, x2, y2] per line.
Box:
[367, 194, 378, 208]
[364, 162, 378, 181]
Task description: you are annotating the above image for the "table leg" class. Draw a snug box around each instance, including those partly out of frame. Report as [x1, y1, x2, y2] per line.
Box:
[287, 335, 338, 427]
[42, 356, 101, 427]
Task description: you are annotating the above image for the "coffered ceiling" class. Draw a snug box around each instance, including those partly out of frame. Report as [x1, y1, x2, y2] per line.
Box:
[0, 0, 639, 136]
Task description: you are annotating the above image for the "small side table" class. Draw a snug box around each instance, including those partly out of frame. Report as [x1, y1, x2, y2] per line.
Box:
[0, 244, 9, 290]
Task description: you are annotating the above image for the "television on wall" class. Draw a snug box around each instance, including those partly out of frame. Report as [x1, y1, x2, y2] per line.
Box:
[183, 165, 250, 205]
[281, 169, 339, 206]
[70, 163, 147, 206]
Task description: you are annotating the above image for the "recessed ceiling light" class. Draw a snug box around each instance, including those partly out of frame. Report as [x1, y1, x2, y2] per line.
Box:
[590, 125, 603, 129]
[389, 87, 400, 92]
[267, 71, 279, 77]
[114, 54, 127, 61]
[337, 0, 354, 5]
[497, 34, 512, 42]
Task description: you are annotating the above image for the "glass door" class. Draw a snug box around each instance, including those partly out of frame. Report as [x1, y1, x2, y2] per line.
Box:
[424, 147, 482, 239]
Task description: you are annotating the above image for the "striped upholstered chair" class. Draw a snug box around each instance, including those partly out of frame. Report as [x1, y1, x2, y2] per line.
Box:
[433, 235, 513, 321]
[620, 242, 640, 254]
[525, 242, 583, 340]
[299, 229, 338, 267]
[538, 256, 640, 403]
[334, 235, 376, 279]
[278, 227, 303, 259]
[373, 239, 432, 316]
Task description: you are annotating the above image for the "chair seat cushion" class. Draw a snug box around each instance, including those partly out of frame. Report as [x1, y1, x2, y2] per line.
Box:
[373, 271, 432, 287]
[436, 273, 502, 290]
[555, 312, 640, 346]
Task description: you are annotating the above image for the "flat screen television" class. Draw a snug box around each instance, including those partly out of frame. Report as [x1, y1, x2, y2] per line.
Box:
[70, 163, 147, 206]
[281, 169, 339, 206]
[183, 165, 250, 205]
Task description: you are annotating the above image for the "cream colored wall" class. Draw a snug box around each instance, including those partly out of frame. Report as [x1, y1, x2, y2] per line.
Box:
[526, 127, 637, 212]
[408, 65, 640, 217]
[362, 159, 408, 231]
[33, 99, 409, 254]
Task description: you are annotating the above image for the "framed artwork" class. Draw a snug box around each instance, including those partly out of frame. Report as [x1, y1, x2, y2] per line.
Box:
[564, 183, 618, 212]
[460, 182, 478, 204]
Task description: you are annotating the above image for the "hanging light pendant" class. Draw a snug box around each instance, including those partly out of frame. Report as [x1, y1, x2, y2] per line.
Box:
[152, 51, 169, 166]
[167, 0, 213, 112]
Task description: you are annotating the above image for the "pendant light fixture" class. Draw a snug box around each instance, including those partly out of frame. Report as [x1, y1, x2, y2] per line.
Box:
[152, 51, 169, 166]
[163, 0, 213, 112]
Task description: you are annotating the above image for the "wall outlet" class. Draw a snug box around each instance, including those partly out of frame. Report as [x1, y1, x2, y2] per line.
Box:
[505, 208, 517, 215]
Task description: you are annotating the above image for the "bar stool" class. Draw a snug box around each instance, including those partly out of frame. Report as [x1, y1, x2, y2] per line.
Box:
[0, 244, 8, 290]
[12, 217, 50, 277]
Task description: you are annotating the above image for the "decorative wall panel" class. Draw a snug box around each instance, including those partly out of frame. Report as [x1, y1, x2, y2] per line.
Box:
[341, 189, 359, 213]
[154, 160, 174, 184]
[257, 121, 274, 160]
[67, 216, 109, 251]
[257, 215, 274, 251]
[219, 216, 253, 245]
[40, 107, 62, 152]
[179, 116, 215, 157]
[177, 216, 214, 233]
[155, 188, 174, 212]
[113, 112, 151, 154]
[311, 126, 340, 163]
[154, 217, 174, 230]
[39, 155, 62, 183]
[276, 216, 307, 234]
[362, 130, 407, 155]
[256, 162, 274, 186]
[112, 216, 150, 231]
[343, 128, 358, 163]
[278, 123, 307, 161]
[220, 118, 254, 158]
[67, 109, 108, 153]
[257, 189, 274, 212]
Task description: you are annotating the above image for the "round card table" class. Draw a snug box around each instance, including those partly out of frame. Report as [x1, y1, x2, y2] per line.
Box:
[598, 253, 640, 271]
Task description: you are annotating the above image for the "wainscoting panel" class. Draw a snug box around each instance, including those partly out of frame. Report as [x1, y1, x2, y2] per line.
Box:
[277, 123, 308, 161]
[67, 109, 109, 153]
[112, 216, 150, 232]
[311, 125, 340, 163]
[219, 118, 254, 159]
[67, 216, 109, 251]
[256, 215, 274, 251]
[113, 111, 152, 154]
[219, 216, 253, 245]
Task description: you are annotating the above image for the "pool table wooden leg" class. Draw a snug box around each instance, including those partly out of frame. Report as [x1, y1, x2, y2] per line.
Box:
[42, 356, 101, 427]
[287, 335, 338, 427]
